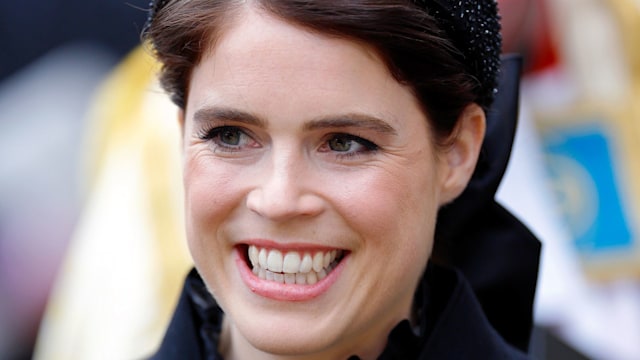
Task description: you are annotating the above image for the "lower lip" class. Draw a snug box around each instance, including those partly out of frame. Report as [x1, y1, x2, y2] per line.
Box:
[235, 247, 346, 301]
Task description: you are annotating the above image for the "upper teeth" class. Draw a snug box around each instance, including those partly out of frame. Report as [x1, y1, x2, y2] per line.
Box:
[248, 245, 341, 274]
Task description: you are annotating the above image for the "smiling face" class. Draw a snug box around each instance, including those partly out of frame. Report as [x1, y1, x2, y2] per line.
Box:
[181, 6, 479, 360]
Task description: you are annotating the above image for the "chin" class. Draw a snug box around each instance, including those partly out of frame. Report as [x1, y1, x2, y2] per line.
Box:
[231, 308, 353, 358]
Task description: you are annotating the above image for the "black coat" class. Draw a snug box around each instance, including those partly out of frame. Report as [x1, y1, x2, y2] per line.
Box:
[151, 264, 530, 360]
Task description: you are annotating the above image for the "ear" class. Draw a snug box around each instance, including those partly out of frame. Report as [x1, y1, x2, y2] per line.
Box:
[438, 103, 486, 205]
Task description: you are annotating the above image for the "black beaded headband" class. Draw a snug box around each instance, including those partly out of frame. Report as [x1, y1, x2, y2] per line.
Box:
[413, 0, 502, 106]
[144, 0, 171, 33]
[144, 0, 502, 106]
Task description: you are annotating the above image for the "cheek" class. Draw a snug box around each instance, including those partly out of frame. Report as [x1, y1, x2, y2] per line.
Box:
[328, 163, 439, 257]
[182, 155, 243, 252]
[325, 165, 439, 324]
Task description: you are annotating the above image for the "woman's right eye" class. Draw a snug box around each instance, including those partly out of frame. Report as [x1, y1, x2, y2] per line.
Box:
[198, 126, 258, 152]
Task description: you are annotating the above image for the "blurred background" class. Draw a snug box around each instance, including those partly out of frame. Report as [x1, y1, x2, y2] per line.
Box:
[1, 0, 639, 359]
[0, 1, 149, 358]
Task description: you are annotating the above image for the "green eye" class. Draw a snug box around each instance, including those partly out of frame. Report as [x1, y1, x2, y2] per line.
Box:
[199, 126, 259, 153]
[322, 134, 379, 158]
[329, 136, 353, 152]
[219, 128, 242, 145]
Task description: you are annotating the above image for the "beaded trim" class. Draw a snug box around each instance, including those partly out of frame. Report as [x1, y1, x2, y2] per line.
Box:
[413, 0, 502, 106]
[143, 0, 171, 33]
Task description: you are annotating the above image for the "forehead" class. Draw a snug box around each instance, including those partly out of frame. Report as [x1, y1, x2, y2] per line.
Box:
[187, 7, 427, 133]
[201, 8, 382, 86]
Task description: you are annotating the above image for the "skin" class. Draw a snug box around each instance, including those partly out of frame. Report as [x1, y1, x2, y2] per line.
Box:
[179, 6, 485, 360]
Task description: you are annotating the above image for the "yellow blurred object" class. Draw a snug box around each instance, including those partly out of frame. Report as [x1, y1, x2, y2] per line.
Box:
[34, 46, 192, 359]
[536, 0, 640, 281]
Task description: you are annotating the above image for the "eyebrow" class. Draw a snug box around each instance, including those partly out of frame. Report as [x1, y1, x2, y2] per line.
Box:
[193, 106, 397, 135]
[304, 113, 397, 135]
[193, 107, 267, 127]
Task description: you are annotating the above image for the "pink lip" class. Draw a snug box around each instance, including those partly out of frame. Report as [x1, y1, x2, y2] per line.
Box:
[241, 239, 338, 252]
[234, 247, 346, 301]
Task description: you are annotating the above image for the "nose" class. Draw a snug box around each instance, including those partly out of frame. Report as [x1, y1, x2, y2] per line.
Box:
[246, 151, 325, 222]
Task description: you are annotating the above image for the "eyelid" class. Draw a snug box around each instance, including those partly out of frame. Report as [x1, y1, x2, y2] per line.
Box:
[329, 133, 378, 148]
[197, 125, 260, 153]
[319, 133, 379, 157]
[197, 123, 251, 139]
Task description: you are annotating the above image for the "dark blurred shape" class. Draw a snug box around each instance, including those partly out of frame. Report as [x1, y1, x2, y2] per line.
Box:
[0, 0, 149, 81]
[530, 326, 592, 360]
[436, 55, 541, 351]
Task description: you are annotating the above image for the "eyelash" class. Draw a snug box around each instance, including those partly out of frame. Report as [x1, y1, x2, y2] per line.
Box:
[197, 126, 255, 152]
[197, 126, 379, 157]
[322, 133, 379, 159]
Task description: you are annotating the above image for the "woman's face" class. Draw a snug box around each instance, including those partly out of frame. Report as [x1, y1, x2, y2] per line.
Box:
[181, 7, 468, 359]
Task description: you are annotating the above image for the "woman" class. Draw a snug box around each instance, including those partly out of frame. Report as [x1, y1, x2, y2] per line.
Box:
[144, 1, 540, 359]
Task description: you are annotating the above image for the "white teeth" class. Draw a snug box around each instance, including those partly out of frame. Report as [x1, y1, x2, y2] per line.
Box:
[318, 269, 327, 280]
[258, 248, 268, 268]
[306, 271, 318, 285]
[247, 245, 344, 285]
[312, 252, 324, 272]
[283, 252, 301, 273]
[249, 246, 259, 267]
[299, 253, 313, 273]
[296, 273, 306, 285]
[267, 250, 283, 273]
[273, 272, 284, 284]
[323, 252, 331, 268]
[284, 273, 296, 284]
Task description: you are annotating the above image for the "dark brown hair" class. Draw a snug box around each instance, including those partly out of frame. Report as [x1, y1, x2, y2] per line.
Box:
[143, 0, 484, 139]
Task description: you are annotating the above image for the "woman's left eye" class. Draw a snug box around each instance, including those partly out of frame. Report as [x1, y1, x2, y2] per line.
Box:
[320, 134, 378, 156]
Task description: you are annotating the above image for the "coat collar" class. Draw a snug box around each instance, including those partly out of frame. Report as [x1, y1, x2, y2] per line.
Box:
[151, 264, 530, 359]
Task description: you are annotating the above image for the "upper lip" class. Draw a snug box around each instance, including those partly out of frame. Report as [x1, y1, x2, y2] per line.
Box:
[239, 238, 347, 252]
